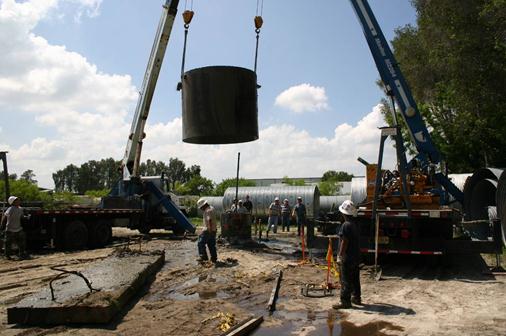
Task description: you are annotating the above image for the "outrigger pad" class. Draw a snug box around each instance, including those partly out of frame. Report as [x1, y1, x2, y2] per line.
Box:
[7, 250, 165, 325]
[181, 66, 259, 144]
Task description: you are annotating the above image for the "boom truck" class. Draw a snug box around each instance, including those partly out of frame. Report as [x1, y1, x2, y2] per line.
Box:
[1, 0, 195, 250]
[336, 0, 502, 256]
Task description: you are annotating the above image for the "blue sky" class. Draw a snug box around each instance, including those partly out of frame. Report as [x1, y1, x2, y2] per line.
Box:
[0, 0, 416, 187]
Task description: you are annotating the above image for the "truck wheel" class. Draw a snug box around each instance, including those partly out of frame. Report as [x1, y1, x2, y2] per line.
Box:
[138, 225, 151, 234]
[173, 226, 185, 236]
[63, 220, 88, 250]
[88, 220, 112, 248]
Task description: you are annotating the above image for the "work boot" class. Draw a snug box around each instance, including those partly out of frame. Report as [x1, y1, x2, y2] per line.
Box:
[332, 302, 352, 309]
[351, 297, 362, 305]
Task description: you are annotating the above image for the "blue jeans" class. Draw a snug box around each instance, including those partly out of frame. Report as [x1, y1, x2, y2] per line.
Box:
[197, 231, 217, 262]
[267, 216, 279, 233]
[281, 214, 291, 231]
[296, 217, 305, 236]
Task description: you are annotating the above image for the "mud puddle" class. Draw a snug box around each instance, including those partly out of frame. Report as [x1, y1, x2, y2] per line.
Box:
[145, 274, 231, 302]
[253, 309, 404, 336]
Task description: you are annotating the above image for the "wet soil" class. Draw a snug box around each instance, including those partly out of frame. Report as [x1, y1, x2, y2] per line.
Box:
[0, 228, 505, 335]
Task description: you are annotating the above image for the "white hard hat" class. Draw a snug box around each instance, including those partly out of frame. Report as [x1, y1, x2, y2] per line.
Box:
[8, 196, 19, 205]
[274, 197, 279, 201]
[238, 199, 243, 203]
[197, 199, 208, 209]
[339, 200, 357, 216]
[283, 199, 288, 202]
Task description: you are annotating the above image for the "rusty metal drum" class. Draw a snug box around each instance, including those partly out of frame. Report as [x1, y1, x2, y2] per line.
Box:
[220, 212, 252, 240]
[181, 66, 259, 144]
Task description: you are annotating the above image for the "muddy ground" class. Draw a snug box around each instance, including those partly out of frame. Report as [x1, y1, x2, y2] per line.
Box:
[0, 228, 505, 336]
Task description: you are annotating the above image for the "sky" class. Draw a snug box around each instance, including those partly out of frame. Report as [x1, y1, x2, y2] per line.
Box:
[0, 0, 417, 188]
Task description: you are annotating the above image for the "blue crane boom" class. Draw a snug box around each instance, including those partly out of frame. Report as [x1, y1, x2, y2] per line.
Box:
[349, 0, 464, 203]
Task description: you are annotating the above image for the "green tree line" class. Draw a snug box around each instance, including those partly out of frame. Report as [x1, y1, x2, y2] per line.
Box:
[381, 0, 506, 172]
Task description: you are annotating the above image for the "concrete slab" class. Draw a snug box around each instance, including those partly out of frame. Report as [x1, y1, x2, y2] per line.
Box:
[7, 250, 165, 325]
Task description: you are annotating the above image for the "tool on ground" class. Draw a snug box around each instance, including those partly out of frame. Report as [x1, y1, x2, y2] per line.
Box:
[300, 283, 334, 298]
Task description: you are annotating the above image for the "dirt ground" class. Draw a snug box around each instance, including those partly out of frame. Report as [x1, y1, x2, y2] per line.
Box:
[0, 228, 505, 336]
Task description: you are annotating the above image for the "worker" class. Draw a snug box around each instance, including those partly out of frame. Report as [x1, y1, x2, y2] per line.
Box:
[292, 196, 307, 236]
[333, 200, 361, 309]
[243, 194, 253, 213]
[196, 199, 217, 263]
[267, 197, 281, 236]
[281, 199, 291, 232]
[236, 200, 249, 214]
[1, 196, 28, 260]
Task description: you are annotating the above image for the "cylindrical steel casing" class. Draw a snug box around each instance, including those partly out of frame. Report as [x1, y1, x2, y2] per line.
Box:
[319, 195, 350, 215]
[351, 177, 367, 205]
[222, 186, 320, 218]
[182, 66, 259, 144]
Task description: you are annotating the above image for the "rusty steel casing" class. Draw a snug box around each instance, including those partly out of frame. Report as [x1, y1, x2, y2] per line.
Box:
[181, 66, 259, 144]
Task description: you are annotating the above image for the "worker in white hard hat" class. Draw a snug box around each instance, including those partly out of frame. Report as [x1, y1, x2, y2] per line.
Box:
[196, 199, 217, 263]
[333, 200, 361, 310]
[267, 197, 281, 237]
[1, 196, 28, 260]
[292, 196, 307, 236]
[281, 199, 291, 232]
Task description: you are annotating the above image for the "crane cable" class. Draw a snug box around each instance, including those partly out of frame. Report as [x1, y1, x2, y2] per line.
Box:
[254, 0, 264, 73]
[179, 0, 194, 85]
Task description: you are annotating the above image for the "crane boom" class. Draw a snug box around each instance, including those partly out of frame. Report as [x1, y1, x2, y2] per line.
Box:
[349, 0, 464, 203]
[122, 0, 179, 180]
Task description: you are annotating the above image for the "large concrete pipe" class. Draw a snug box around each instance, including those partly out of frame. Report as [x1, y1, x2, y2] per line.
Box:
[496, 171, 506, 246]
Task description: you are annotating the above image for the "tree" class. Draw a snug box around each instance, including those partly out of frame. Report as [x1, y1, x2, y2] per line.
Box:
[318, 170, 353, 196]
[383, 0, 506, 172]
[281, 176, 306, 186]
[175, 175, 214, 196]
[20, 169, 37, 184]
[321, 170, 353, 182]
[167, 158, 187, 190]
[214, 178, 256, 196]
[0, 179, 52, 204]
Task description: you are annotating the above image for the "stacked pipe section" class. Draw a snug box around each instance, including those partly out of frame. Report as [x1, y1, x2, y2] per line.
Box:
[463, 168, 504, 241]
[496, 171, 506, 246]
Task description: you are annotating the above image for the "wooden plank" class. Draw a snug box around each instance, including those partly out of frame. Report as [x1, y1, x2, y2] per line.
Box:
[267, 270, 282, 312]
[224, 316, 263, 336]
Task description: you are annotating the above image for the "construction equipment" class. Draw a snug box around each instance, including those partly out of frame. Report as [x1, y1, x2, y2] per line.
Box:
[101, 0, 195, 235]
[347, 0, 501, 256]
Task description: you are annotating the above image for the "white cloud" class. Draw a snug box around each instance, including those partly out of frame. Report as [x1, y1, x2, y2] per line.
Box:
[275, 83, 329, 114]
[140, 105, 396, 184]
[0, 0, 395, 189]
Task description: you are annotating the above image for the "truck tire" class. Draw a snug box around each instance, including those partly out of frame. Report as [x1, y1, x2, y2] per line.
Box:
[62, 220, 88, 250]
[138, 225, 151, 234]
[88, 220, 112, 248]
[173, 226, 185, 236]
